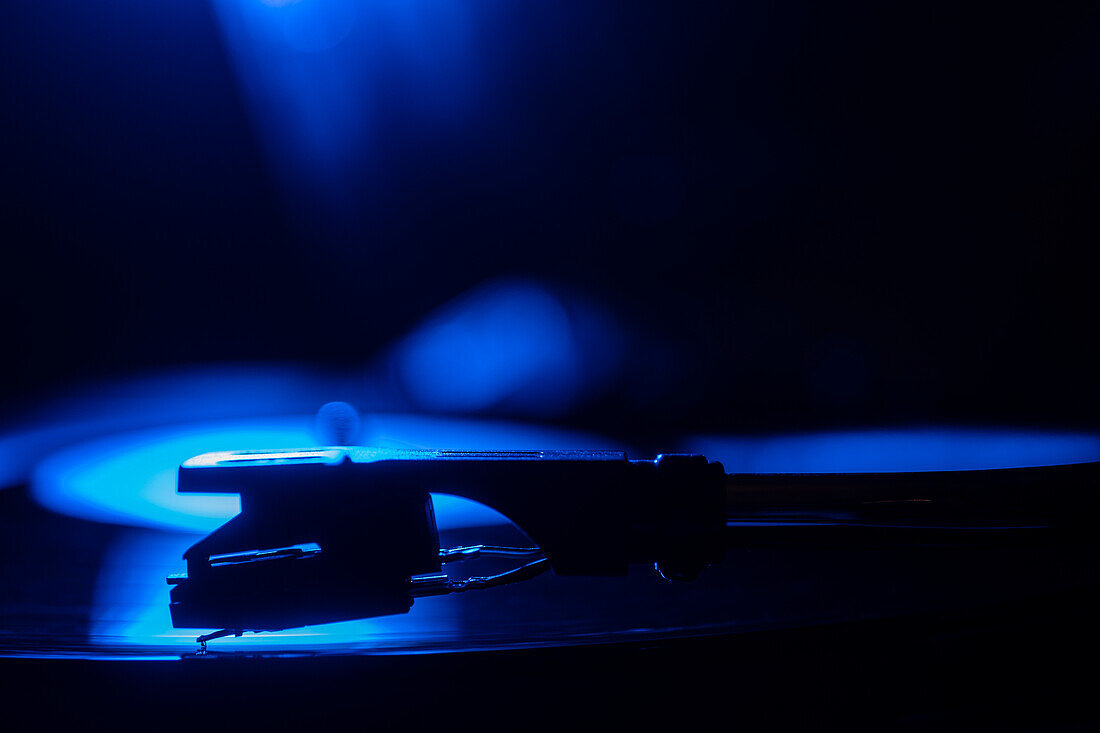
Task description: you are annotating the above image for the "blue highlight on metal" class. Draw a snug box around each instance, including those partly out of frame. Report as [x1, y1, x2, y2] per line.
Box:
[685, 428, 1100, 473]
[91, 529, 460, 652]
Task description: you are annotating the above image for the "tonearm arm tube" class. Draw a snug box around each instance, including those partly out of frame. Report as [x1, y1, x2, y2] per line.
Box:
[166, 446, 1099, 645]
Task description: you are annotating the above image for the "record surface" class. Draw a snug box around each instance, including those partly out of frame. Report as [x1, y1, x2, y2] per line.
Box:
[3, 407, 1098, 660]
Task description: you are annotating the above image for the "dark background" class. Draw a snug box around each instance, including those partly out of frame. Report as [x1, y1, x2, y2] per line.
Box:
[2, 0, 1097, 439]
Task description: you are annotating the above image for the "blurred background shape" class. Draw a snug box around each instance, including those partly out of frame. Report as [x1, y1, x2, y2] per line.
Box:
[2, 0, 1098, 477]
[393, 279, 622, 416]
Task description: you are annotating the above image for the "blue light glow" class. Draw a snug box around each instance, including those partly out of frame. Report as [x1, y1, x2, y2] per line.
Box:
[398, 281, 585, 413]
[207, 0, 481, 209]
[0, 363, 353, 489]
[32, 418, 312, 533]
[31, 412, 620, 533]
[683, 428, 1100, 473]
[277, 0, 357, 53]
